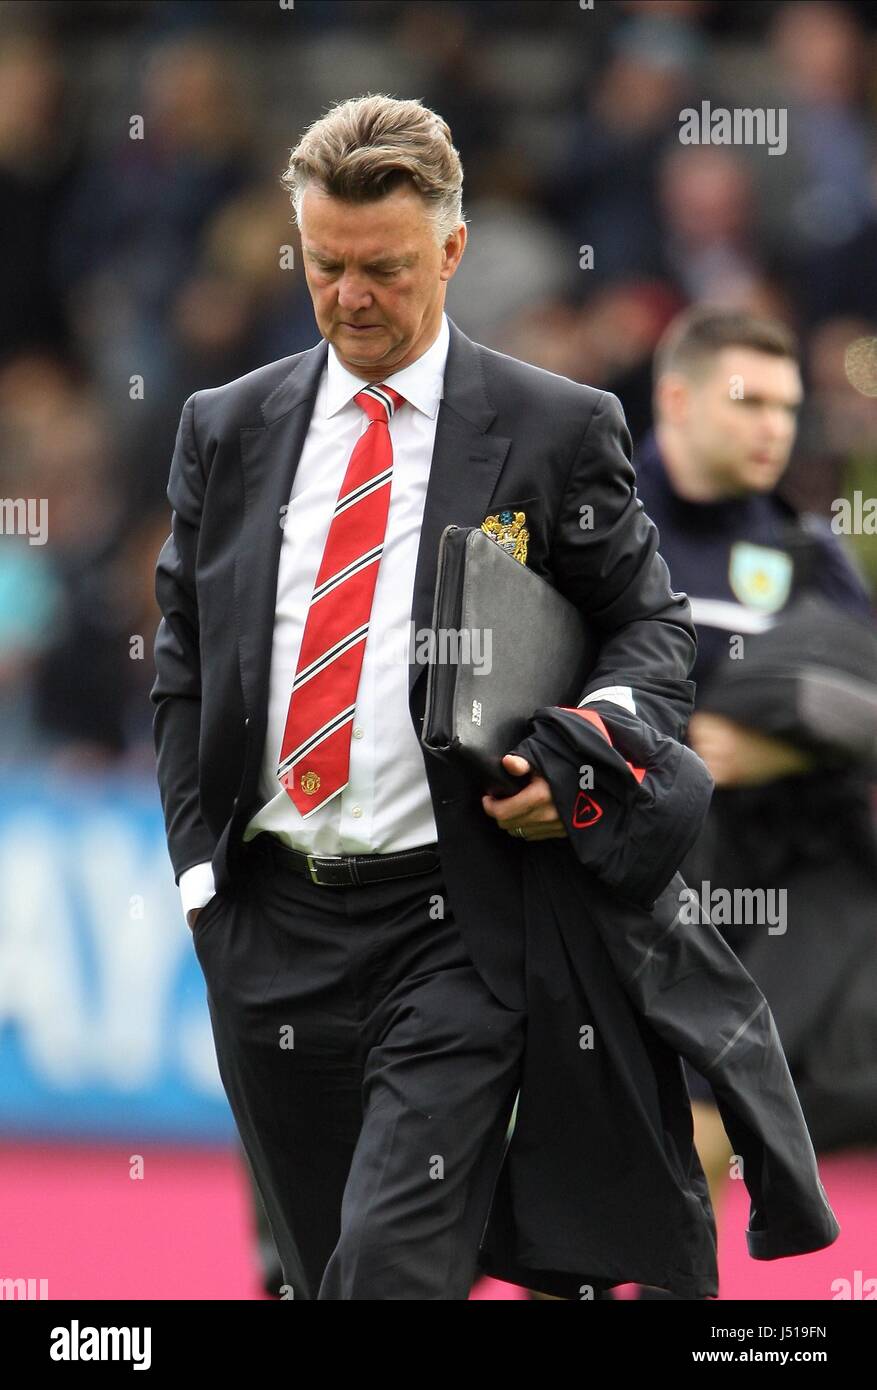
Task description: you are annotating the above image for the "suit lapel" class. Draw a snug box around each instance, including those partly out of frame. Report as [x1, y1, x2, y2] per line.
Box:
[236, 339, 327, 727]
[407, 318, 510, 694]
[235, 316, 511, 735]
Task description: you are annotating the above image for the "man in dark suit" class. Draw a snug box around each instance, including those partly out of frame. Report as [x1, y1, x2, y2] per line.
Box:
[150, 93, 695, 1300]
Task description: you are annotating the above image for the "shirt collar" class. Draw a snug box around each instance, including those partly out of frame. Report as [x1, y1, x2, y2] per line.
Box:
[324, 312, 449, 421]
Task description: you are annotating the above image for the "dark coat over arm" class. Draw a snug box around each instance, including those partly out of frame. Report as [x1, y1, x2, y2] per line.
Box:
[476, 706, 840, 1298]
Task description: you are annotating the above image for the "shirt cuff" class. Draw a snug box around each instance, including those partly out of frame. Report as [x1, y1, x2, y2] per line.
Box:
[577, 685, 637, 716]
[179, 861, 217, 920]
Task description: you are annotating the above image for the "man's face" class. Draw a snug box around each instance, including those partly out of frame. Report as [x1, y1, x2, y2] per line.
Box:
[672, 347, 803, 495]
[298, 182, 465, 380]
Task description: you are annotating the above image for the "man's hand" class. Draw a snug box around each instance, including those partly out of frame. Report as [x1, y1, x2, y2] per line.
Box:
[186, 906, 202, 933]
[688, 712, 816, 788]
[481, 753, 568, 841]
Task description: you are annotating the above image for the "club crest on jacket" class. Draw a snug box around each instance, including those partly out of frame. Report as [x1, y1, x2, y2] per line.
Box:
[728, 541, 793, 613]
[481, 508, 529, 564]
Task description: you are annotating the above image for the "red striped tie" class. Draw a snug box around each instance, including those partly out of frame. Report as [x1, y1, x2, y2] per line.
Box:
[277, 383, 405, 816]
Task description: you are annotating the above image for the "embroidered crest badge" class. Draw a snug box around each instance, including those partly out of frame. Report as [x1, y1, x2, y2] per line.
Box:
[481, 508, 529, 564]
[728, 541, 793, 613]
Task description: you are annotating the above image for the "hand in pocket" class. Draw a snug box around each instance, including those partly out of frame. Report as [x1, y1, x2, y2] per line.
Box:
[188, 894, 219, 933]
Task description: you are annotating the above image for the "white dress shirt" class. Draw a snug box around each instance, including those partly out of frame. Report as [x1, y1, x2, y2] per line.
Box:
[178, 312, 634, 921]
[179, 313, 449, 918]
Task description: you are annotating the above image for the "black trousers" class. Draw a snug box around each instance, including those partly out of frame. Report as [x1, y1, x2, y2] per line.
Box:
[192, 833, 527, 1300]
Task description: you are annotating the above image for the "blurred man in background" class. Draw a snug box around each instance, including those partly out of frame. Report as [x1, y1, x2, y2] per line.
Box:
[635, 307, 877, 1259]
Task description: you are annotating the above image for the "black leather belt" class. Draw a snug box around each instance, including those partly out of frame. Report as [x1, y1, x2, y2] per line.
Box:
[264, 837, 441, 887]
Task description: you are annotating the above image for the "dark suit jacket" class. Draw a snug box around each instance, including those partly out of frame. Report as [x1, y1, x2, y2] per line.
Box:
[150, 314, 695, 1012]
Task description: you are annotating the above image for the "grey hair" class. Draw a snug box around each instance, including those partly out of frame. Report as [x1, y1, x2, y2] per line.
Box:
[280, 92, 466, 248]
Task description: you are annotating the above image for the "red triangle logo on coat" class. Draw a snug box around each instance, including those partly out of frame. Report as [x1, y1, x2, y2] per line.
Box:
[573, 793, 604, 828]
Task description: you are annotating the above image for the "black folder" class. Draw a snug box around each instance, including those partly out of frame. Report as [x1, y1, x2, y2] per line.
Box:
[420, 525, 599, 795]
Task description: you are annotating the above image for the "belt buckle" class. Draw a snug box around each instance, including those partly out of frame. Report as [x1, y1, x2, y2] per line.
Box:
[306, 853, 346, 886]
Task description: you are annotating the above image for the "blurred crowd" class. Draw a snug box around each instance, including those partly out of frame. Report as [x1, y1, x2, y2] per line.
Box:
[0, 0, 875, 771]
